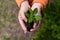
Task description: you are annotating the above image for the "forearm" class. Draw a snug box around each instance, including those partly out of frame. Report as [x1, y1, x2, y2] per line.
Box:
[20, 1, 29, 12]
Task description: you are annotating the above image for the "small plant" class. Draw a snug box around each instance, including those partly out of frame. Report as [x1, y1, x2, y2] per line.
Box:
[25, 8, 42, 31]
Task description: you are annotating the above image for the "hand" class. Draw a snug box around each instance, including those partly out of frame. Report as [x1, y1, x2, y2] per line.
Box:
[18, 1, 30, 34]
[30, 3, 42, 32]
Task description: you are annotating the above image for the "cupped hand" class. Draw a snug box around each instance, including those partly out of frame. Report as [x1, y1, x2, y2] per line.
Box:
[20, 1, 30, 22]
[30, 3, 42, 32]
[18, 1, 30, 34]
[18, 2, 42, 33]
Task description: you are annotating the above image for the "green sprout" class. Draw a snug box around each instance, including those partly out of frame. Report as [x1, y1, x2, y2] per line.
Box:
[25, 8, 42, 23]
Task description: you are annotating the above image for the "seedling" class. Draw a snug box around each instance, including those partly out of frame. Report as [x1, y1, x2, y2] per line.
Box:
[25, 8, 42, 31]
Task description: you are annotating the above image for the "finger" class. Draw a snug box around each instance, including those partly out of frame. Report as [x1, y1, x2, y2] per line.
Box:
[18, 13, 23, 20]
[30, 21, 40, 32]
[33, 21, 39, 29]
[18, 10, 27, 22]
[30, 22, 37, 32]
[18, 17, 27, 33]
[20, 12, 27, 22]
[20, 20, 28, 34]
[30, 29, 35, 32]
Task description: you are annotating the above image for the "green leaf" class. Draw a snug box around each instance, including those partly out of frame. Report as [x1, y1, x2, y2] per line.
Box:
[28, 8, 33, 14]
[33, 18, 36, 22]
[28, 8, 33, 17]
[33, 8, 38, 14]
[25, 13, 29, 18]
[25, 8, 40, 23]
[35, 16, 42, 21]
[28, 17, 33, 23]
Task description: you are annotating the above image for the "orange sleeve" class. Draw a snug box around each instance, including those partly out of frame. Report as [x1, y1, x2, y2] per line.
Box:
[33, 0, 48, 8]
[16, 0, 24, 8]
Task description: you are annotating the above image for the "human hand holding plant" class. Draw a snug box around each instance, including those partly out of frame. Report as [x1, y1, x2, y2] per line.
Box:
[18, 1, 30, 34]
[18, 1, 42, 34]
[30, 3, 42, 32]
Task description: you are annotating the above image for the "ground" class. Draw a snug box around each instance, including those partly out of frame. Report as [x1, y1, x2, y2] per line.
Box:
[0, 0, 36, 40]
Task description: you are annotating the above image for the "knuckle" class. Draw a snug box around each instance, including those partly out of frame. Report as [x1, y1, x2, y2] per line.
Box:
[18, 16, 23, 20]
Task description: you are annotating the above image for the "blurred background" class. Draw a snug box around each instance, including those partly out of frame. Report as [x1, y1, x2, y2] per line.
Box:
[0, 0, 60, 40]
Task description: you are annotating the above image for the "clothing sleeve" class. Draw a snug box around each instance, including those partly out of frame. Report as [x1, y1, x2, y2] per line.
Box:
[33, 0, 48, 8]
[16, 0, 24, 8]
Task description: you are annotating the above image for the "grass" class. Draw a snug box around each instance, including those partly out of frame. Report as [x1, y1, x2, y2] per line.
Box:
[0, 0, 24, 40]
[0, 0, 18, 27]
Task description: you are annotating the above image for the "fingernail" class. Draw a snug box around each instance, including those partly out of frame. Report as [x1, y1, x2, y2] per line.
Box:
[30, 29, 34, 32]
